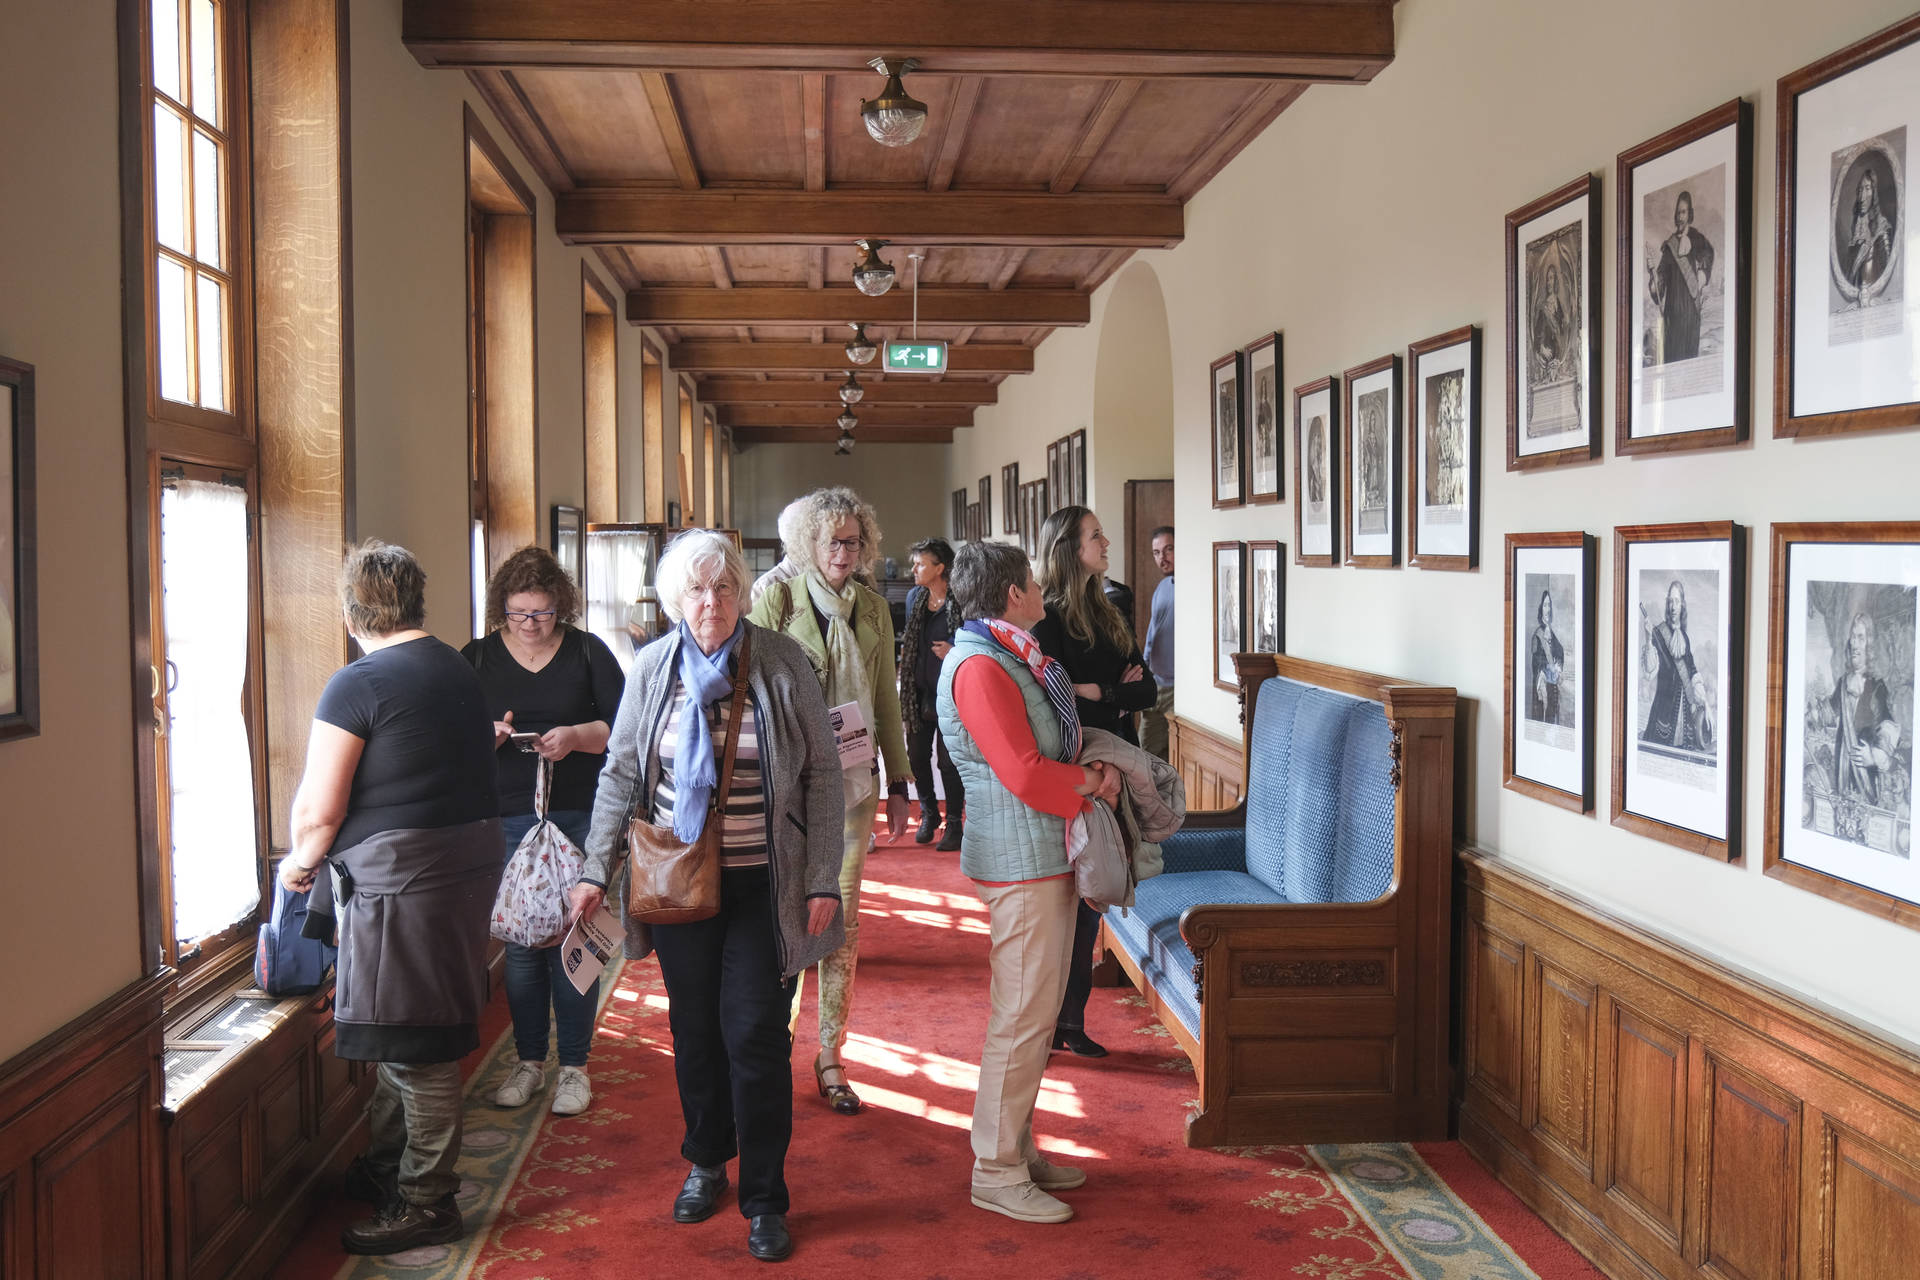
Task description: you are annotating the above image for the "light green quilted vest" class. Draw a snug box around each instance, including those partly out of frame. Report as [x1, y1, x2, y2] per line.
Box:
[936, 629, 1072, 883]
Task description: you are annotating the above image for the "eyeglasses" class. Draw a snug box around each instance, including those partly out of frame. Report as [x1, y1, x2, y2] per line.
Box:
[825, 537, 866, 554]
[685, 580, 738, 601]
[504, 609, 557, 624]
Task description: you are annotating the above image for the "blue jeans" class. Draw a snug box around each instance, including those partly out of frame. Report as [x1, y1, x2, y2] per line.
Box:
[500, 809, 599, 1067]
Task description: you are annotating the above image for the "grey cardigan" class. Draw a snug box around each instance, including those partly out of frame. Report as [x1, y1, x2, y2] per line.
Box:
[584, 621, 847, 979]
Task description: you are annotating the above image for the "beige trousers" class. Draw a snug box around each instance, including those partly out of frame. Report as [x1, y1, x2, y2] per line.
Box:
[791, 790, 879, 1052]
[970, 874, 1076, 1187]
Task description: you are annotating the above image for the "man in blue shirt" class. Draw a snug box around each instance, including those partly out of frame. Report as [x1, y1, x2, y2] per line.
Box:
[1139, 527, 1176, 760]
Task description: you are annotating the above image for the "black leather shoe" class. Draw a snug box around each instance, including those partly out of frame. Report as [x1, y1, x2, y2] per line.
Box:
[747, 1213, 793, 1261]
[673, 1165, 729, 1223]
[342, 1156, 397, 1208]
[936, 818, 963, 852]
[340, 1195, 463, 1255]
[915, 805, 940, 844]
[1052, 1029, 1109, 1058]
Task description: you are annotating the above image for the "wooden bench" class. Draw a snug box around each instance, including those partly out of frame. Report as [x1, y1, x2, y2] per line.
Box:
[1100, 652, 1456, 1147]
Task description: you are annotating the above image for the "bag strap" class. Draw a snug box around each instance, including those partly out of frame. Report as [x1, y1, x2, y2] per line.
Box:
[535, 755, 552, 819]
[708, 628, 753, 816]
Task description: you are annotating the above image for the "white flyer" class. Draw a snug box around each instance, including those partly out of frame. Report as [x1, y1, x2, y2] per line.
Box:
[827, 699, 875, 771]
[560, 902, 623, 995]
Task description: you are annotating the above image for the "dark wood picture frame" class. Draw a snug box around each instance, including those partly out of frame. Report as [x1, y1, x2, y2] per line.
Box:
[1774, 13, 1920, 439]
[550, 503, 584, 590]
[1763, 521, 1920, 931]
[1615, 98, 1754, 456]
[1245, 332, 1284, 504]
[1611, 520, 1748, 862]
[1245, 538, 1285, 655]
[952, 487, 968, 538]
[1408, 325, 1482, 571]
[1504, 531, 1596, 812]
[1068, 428, 1086, 507]
[1210, 349, 1246, 509]
[1343, 353, 1401, 569]
[1506, 174, 1602, 472]
[0, 356, 38, 743]
[978, 475, 992, 537]
[1292, 375, 1339, 568]
[1001, 462, 1018, 534]
[1212, 539, 1246, 692]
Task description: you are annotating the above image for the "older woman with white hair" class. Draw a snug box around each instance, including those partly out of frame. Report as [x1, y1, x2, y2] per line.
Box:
[578, 529, 846, 1263]
[748, 486, 911, 1118]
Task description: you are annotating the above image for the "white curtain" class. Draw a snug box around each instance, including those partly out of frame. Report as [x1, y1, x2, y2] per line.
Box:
[586, 528, 655, 668]
[161, 478, 260, 943]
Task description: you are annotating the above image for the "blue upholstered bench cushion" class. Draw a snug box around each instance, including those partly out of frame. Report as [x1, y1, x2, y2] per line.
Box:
[1105, 870, 1287, 1036]
[1241, 678, 1397, 904]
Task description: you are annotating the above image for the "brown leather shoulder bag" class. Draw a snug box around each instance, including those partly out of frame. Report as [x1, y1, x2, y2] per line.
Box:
[624, 630, 752, 924]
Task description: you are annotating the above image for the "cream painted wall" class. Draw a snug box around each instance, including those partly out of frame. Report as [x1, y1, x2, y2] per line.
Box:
[946, 261, 1177, 583]
[732, 443, 948, 571]
[959, 0, 1920, 1044]
[0, 0, 143, 1061]
[351, 0, 689, 637]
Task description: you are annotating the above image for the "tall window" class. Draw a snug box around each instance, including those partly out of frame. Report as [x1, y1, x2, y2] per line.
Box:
[150, 0, 237, 415]
[141, 0, 264, 974]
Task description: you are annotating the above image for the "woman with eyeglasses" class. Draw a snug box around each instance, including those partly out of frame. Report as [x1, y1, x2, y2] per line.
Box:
[462, 546, 626, 1117]
[748, 486, 911, 1117]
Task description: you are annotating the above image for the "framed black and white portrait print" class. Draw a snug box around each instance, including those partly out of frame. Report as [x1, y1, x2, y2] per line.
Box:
[0, 356, 37, 742]
[1211, 351, 1245, 509]
[1617, 100, 1753, 455]
[1343, 354, 1400, 569]
[1246, 333, 1282, 504]
[1612, 522, 1747, 861]
[1776, 14, 1920, 437]
[1506, 175, 1601, 470]
[1247, 540, 1285, 655]
[1213, 541, 1245, 692]
[1505, 532, 1596, 812]
[1765, 523, 1920, 931]
[1068, 429, 1086, 507]
[1408, 326, 1481, 571]
[1292, 376, 1338, 568]
[952, 488, 968, 539]
[1001, 463, 1018, 534]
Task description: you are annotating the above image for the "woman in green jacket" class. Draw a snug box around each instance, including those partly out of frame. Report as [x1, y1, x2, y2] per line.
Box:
[748, 486, 910, 1115]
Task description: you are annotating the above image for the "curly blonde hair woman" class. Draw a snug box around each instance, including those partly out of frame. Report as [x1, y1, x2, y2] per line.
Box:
[748, 487, 910, 1116]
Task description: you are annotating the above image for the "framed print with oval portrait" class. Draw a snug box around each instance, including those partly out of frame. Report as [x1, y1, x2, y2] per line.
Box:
[1292, 376, 1338, 567]
[1506, 175, 1601, 470]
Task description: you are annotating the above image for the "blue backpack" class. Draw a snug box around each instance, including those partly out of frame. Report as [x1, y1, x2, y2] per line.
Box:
[254, 879, 338, 996]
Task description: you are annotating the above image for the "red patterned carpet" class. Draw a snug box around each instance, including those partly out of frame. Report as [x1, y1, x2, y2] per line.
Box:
[277, 843, 1603, 1279]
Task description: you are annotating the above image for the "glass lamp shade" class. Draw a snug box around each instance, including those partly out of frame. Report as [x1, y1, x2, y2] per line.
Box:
[850, 239, 895, 297]
[844, 323, 877, 365]
[836, 409, 859, 431]
[835, 432, 856, 455]
[860, 59, 927, 147]
[838, 373, 864, 405]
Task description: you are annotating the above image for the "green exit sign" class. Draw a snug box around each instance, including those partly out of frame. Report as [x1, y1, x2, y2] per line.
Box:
[884, 340, 948, 373]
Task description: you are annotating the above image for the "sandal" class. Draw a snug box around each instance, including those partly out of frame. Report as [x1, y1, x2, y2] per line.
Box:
[813, 1054, 863, 1115]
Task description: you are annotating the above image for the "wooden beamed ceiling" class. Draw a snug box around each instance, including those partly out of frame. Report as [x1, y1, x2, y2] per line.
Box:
[415, 1, 1396, 444]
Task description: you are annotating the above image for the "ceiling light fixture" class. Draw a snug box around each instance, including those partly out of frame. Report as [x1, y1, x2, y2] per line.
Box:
[851, 239, 896, 297]
[838, 372, 864, 405]
[835, 433, 855, 455]
[836, 409, 859, 432]
[860, 57, 927, 147]
[844, 322, 877, 365]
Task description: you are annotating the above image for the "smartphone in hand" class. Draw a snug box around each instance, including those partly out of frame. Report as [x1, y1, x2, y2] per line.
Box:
[510, 732, 540, 753]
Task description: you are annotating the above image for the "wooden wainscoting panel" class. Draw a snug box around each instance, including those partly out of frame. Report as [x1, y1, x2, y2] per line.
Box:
[1701, 1058, 1799, 1280]
[33, 1083, 152, 1279]
[1465, 918, 1525, 1119]
[1529, 957, 1597, 1173]
[1458, 847, 1920, 1280]
[1828, 1127, 1920, 1280]
[1169, 715, 1244, 811]
[1605, 1003, 1687, 1247]
[257, 1052, 309, 1195]
[181, 1099, 250, 1275]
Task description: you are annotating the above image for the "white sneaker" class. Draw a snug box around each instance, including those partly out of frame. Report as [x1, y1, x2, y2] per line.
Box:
[551, 1066, 592, 1116]
[492, 1060, 544, 1108]
[970, 1180, 1073, 1223]
[1028, 1155, 1086, 1191]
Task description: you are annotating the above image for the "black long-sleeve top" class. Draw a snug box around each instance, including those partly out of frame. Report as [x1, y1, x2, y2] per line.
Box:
[1030, 603, 1157, 747]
